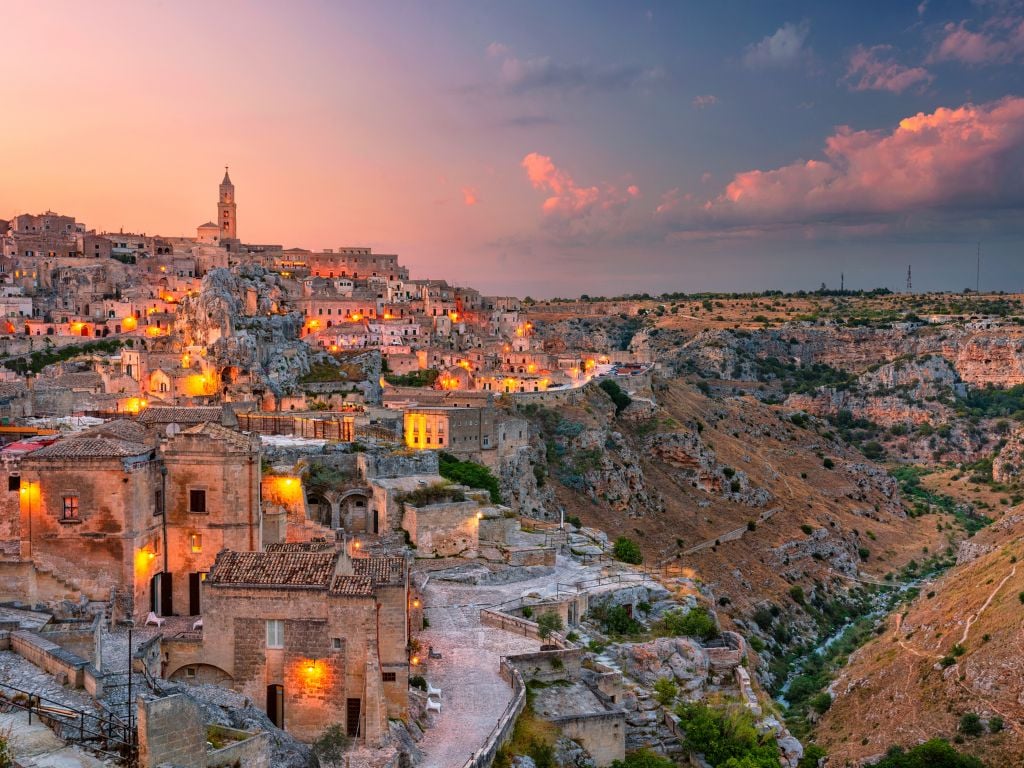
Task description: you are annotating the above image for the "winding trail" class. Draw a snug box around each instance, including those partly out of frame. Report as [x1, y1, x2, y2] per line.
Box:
[959, 564, 1016, 645]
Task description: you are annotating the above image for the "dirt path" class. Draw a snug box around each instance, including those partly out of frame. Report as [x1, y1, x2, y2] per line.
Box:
[959, 564, 1016, 645]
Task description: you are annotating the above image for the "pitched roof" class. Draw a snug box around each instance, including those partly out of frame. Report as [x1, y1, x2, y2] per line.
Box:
[177, 421, 254, 452]
[79, 419, 151, 445]
[28, 436, 152, 460]
[352, 556, 405, 586]
[207, 551, 335, 588]
[330, 575, 374, 597]
[136, 406, 223, 425]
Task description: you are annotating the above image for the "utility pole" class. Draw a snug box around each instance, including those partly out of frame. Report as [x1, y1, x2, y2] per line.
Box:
[840, 272, 844, 292]
[976, 243, 981, 294]
[906, 265, 912, 293]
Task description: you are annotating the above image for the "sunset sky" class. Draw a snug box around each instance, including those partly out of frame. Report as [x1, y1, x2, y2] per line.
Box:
[3, 0, 1023, 297]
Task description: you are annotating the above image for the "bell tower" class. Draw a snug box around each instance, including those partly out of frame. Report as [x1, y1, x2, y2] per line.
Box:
[218, 166, 237, 241]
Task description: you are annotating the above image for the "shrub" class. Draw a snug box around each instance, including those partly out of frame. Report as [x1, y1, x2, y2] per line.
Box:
[958, 712, 983, 737]
[809, 692, 832, 715]
[312, 724, 350, 763]
[594, 604, 642, 635]
[655, 606, 719, 641]
[613, 536, 643, 564]
[438, 452, 501, 503]
[409, 675, 427, 691]
[800, 524, 814, 535]
[989, 715, 1003, 733]
[789, 585, 806, 605]
[610, 749, 675, 768]
[858, 547, 871, 561]
[653, 677, 678, 706]
[823, 458, 835, 469]
[599, 379, 632, 415]
[746, 520, 757, 531]
[566, 515, 583, 529]
[675, 702, 779, 768]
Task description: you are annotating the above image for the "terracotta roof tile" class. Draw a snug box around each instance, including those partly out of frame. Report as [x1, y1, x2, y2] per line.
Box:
[353, 556, 405, 586]
[329, 575, 374, 596]
[207, 551, 335, 588]
[27, 437, 152, 460]
[265, 541, 336, 553]
[136, 406, 223, 425]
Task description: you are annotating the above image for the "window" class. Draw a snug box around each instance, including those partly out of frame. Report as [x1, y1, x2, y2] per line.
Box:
[154, 489, 162, 516]
[62, 495, 80, 521]
[8, 475, 19, 492]
[185, 666, 196, 678]
[332, 637, 342, 650]
[382, 672, 396, 682]
[267, 620, 284, 649]
[189, 489, 207, 514]
[190, 534, 202, 553]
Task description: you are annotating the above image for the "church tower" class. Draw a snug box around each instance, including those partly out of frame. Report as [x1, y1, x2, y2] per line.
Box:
[218, 166, 237, 241]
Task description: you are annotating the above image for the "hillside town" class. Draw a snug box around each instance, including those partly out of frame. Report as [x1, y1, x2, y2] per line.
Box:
[1, 171, 1023, 768]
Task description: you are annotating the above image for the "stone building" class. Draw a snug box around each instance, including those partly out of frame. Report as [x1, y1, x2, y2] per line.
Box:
[0, 418, 260, 622]
[164, 545, 409, 744]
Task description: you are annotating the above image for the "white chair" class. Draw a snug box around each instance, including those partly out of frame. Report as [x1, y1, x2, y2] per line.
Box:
[426, 698, 441, 714]
[145, 612, 165, 628]
[192, 618, 203, 631]
[427, 682, 442, 698]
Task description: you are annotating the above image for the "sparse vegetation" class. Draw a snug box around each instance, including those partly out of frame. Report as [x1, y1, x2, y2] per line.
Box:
[438, 452, 501, 503]
[613, 536, 643, 565]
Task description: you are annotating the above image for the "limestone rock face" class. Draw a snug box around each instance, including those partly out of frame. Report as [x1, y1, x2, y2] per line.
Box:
[554, 736, 596, 768]
[617, 637, 709, 691]
[994, 426, 1024, 483]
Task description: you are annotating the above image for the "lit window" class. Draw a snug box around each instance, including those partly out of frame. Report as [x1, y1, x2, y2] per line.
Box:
[267, 620, 284, 649]
[189, 489, 207, 514]
[190, 534, 202, 553]
[62, 496, 79, 521]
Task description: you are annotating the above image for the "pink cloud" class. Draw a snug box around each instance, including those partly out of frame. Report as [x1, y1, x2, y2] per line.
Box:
[461, 186, 479, 206]
[657, 97, 1024, 231]
[930, 16, 1024, 65]
[521, 153, 638, 220]
[692, 94, 719, 109]
[844, 45, 932, 93]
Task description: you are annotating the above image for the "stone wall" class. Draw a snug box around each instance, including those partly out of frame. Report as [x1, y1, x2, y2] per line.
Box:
[505, 648, 583, 684]
[461, 659, 526, 768]
[137, 693, 207, 768]
[404, 500, 480, 557]
[551, 711, 626, 767]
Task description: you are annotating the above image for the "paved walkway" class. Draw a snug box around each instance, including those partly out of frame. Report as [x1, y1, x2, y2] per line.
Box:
[0, 710, 107, 767]
[415, 557, 603, 768]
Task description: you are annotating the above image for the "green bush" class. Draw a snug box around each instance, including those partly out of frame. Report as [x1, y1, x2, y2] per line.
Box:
[409, 675, 427, 691]
[959, 712, 983, 737]
[438, 452, 502, 503]
[384, 368, 439, 387]
[312, 724, 350, 763]
[599, 379, 632, 415]
[823, 458, 835, 469]
[989, 715, 1003, 733]
[610, 749, 675, 768]
[613, 536, 643, 564]
[870, 739, 984, 767]
[675, 702, 779, 768]
[655, 606, 719, 641]
[653, 677, 678, 706]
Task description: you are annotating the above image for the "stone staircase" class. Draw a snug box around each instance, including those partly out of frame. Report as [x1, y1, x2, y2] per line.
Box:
[34, 565, 84, 602]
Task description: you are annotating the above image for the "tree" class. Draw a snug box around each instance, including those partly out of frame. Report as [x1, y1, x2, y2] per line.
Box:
[613, 536, 643, 564]
[536, 611, 564, 642]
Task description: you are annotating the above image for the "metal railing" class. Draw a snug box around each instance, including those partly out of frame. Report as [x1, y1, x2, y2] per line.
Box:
[0, 681, 136, 764]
